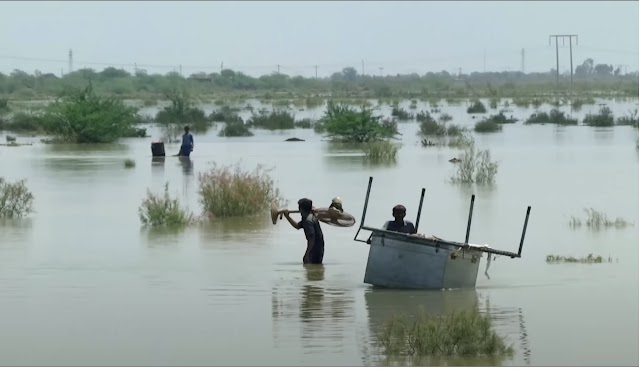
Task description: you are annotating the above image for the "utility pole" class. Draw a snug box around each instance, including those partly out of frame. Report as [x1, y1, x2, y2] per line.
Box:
[277, 64, 280, 74]
[68, 49, 73, 74]
[521, 48, 525, 73]
[361, 59, 364, 76]
[314, 65, 318, 79]
[179, 64, 182, 76]
[379, 67, 383, 77]
[549, 34, 578, 86]
[458, 67, 462, 77]
[220, 62, 223, 73]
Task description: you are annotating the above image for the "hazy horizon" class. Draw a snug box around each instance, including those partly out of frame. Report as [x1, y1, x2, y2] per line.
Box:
[0, 1, 638, 78]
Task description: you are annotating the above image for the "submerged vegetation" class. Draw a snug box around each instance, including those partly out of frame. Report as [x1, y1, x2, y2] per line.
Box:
[450, 143, 499, 184]
[391, 106, 414, 121]
[363, 141, 400, 161]
[377, 310, 513, 359]
[568, 208, 632, 229]
[248, 109, 295, 130]
[474, 119, 502, 133]
[0, 177, 34, 218]
[124, 159, 135, 168]
[155, 89, 209, 142]
[197, 163, 284, 219]
[524, 109, 578, 125]
[467, 100, 487, 114]
[616, 109, 639, 127]
[545, 254, 612, 264]
[320, 101, 399, 143]
[583, 106, 615, 127]
[42, 83, 142, 143]
[138, 183, 194, 227]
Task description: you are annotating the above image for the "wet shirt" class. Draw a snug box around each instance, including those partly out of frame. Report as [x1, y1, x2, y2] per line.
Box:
[383, 220, 417, 234]
[181, 133, 194, 148]
[298, 213, 325, 253]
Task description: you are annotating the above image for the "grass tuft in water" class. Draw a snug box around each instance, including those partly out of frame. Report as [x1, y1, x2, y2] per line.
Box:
[0, 177, 34, 218]
[377, 310, 513, 358]
[124, 159, 135, 168]
[198, 163, 284, 219]
[450, 144, 498, 184]
[218, 120, 254, 137]
[545, 254, 612, 264]
[138, 183, 194, 227]
[248, 109, 295, 130]
[569, 208, 632, 229]
[363, 141, 400, 161]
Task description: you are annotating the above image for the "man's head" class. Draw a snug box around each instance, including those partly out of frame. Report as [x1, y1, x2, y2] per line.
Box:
[298, 198, 313, 215]
[392, 204, 406, 221]
[184, 126, 190, 133]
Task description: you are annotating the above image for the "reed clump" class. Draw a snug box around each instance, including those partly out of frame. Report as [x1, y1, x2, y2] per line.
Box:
[198, 163, 284, 219]
[377, 310, 513, 358]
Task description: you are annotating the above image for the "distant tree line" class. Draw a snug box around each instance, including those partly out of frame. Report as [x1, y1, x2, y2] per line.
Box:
[0, 57, 637, 100]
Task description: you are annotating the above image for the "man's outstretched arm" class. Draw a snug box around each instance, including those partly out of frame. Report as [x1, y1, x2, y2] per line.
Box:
[283, 211, 301, 230]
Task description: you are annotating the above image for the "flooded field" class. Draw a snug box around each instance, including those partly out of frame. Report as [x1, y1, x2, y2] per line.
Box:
[0, 98, 638, 366]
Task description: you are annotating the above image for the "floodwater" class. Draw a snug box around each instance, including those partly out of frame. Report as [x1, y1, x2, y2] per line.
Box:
[0, 98, 638, 366]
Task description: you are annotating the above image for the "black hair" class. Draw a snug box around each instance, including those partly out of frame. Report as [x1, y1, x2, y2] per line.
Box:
[298, 198, 313, 213]
[184, 126, 190, 133]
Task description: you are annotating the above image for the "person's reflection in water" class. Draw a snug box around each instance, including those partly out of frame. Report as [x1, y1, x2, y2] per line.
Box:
[300, 264, 325, 322]
[179, 156, 193, 176]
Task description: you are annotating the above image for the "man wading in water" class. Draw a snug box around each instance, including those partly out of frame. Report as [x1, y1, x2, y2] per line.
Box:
[177, 126, 194, 157]
[283, 198, 325, 264]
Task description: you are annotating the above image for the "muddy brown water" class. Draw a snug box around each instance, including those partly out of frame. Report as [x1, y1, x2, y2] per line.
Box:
[0, 99, 638, 366]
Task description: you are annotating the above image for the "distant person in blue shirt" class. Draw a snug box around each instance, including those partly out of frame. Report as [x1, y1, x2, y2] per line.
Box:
[178, 126, 194, 157]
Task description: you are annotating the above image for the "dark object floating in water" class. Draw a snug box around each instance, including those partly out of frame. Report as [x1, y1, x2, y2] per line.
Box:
[5, 135, 16, 142]
[151, 141, 166, 157]
[449, 158, 461, 163]
[285, 137, 305, 142]
[421, 139, 437, 147]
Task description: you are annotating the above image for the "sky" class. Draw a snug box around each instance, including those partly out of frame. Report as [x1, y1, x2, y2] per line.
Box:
[0, 1, 638, 78]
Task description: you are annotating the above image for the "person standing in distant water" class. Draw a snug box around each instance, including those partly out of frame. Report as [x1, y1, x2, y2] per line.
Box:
[283, 198, 325, 264]
[178, 126, 194, 157]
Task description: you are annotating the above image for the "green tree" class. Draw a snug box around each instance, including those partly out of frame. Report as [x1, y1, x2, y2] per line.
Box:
[43, 82, 139, 143]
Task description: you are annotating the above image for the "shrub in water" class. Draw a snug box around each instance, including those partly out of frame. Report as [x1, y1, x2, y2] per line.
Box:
[248, 109, 295, 130]
[583, 106, 615, 127]
[0, 177, 34, 218]
[525, 109, 577, 125]
[616, 109, 638, 127]
[124, 159, 135, 168]
[474, 119, 502, 133]
[467, 100, 487, 114]
[198, 163, 284, 219]
[294, 118, 316, 129]
[138, 183, 194, 227]
[377, 310, 513, 358]
[391, 106, 414, 121]
[218, 120, 254, 137]
[321, 101, 399, 143]
[418, 112, 446, 136]
[488, 112, 517, 124]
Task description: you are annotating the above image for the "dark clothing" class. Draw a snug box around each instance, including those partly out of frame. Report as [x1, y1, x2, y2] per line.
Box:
[298, 213, 325, 264]
[384, 220, 417, 234]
